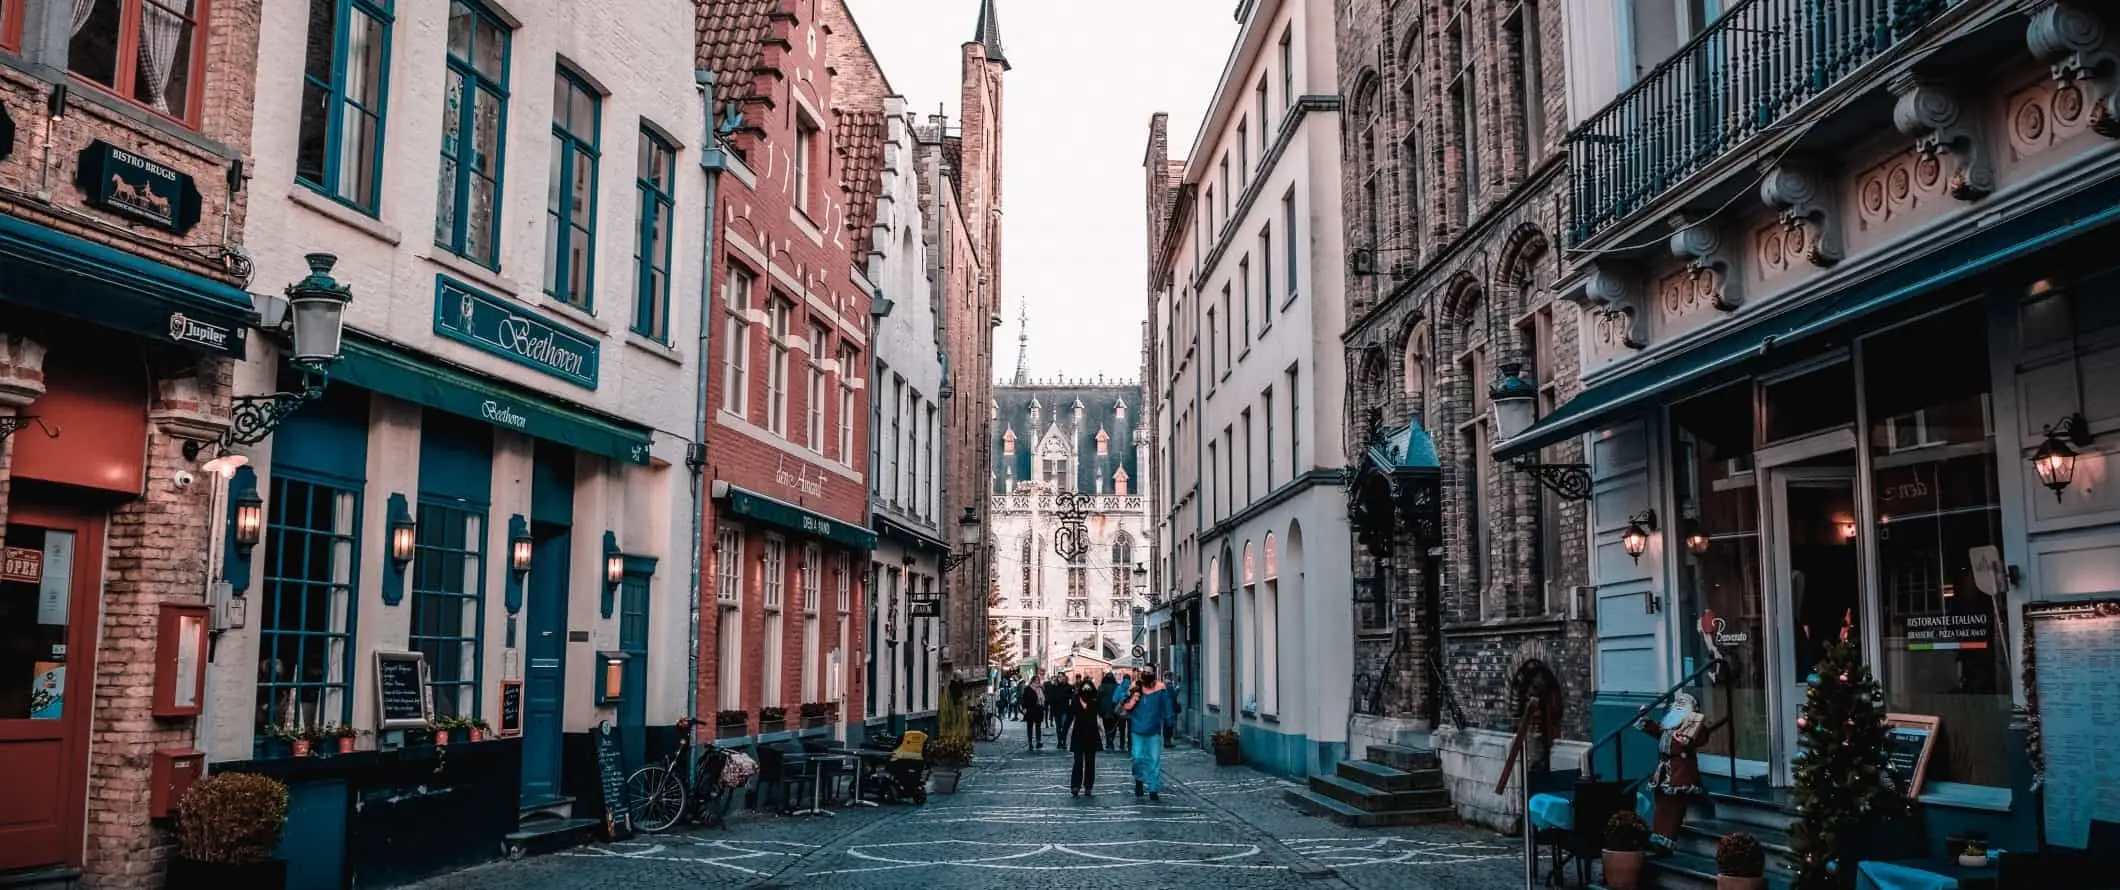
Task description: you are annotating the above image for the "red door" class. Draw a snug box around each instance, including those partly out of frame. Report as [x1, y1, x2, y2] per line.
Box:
[0, 506, 103, 871]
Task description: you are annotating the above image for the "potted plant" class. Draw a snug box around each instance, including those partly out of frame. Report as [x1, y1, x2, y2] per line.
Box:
[260, 725, 301, 759]
[1716, 830, 1766, 890]
[430, 716, 463, 746]
[715, 709, 749, 739]
[298, 725, 339, 758]
[799, 701, 832, 728]
[1602, 811, 1650, 890]
[323, 724, 360, 754]
[468, 718, 490, 742]
[927, 734, 973, 793]
[759, 706, 787, 734]
[169, 772, 290, 890]
[1210, 728, 1242, 766]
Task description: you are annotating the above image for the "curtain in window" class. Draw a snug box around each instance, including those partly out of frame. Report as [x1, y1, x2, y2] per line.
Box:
[71, 0, 98, 34]
[138, 0, 189, 113]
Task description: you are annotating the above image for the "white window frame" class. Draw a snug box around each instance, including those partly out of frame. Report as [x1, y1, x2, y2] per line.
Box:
[721, 267, 754, 416]
[767, 297, 792, 436]
[806, 322, 828, 452]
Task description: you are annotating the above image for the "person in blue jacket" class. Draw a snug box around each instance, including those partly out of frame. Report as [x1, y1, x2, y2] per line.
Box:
[1120, 669, 1177, 801]
[1106, 672, 1132, 750]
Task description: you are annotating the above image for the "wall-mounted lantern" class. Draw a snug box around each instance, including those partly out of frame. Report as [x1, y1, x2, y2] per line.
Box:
[184, 253, 354, 461]
[940, 507, 983, 573]
[383, 494, 415, 606]
[230, 475, 264, 556]
[1622, 509, 1658, 563]
[602, 531, 623, 619]
[505, 514, 530, 616]
[2032, 413, 2094, 500]
[1685, 532, 1712, 555]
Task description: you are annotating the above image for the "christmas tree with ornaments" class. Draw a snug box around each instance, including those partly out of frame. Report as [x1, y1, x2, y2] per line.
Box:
[1788, 633, 1904, 889]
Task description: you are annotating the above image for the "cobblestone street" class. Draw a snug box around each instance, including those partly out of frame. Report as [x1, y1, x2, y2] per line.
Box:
[405, 726, 1521, 890]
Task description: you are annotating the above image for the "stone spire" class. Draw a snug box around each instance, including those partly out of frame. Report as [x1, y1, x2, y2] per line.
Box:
[972, 0, 1011, 70]
[1012, 294, 1030, 385]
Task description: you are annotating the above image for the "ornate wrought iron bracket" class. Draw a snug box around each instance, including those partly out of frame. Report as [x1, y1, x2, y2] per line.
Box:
[1511, 459, 1594, 501]
[1051, 491, 1095, 562]
[182, 368, 331, 461]
[0, 415, 60, 443]
[940, 549, 974, 573]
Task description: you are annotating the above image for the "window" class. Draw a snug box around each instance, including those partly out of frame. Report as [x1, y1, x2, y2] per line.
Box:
[872, 362, 888, 494]
[793, 113, 819, 217]
[924, 404, 937, 520]
[766, 297, 792, 436]
[1254, 78, 1269, 153]
[1260, 228, 1274, 330]
[411, 503, 485, 718]
[837, 344, 858, 465]
[1360, 83, 1382, 269]
[762, 538, 785, 707]
[1222, 427, 1234, 519]
[1286, 364, 1300, 471]
[1206, 307, 1219, 381]
[800, 545, 820, 702]
[1240, 552, 1255, 709]
[256, 477, 360, 741]
[633, 129, 676, 339]
[1239, 258, 1252, 348]
[1279, 30, 1294, 115]
[904, 389, 920, 506]
[888, 376, 904, 504]
[297, 0, 391, 212]
[806, 323, 829, 451]
[720, 266, 754, 416]
[1263, 388, 1276, 488]
[1451, 18, 1478, 222]
[1218, 158, 1231, 224]
[1207, 442, 1218, 520]
[1, 0, 21, 50]
[715, 529, 743, 605]
[1261, 538, 1280, 716]
[544, 69, 600, 307]
[69, 0, 205, 123]
[1506, 4, 1545, 160]
[1281, 190, 1299, 303]
[1220, 286, 1233, 373]
[1242, 409, 1254, 505]
[835, 552, 851, 612]
[1458, 336, 1492, 602]
[435, 0, 509, 266]
[1236, 123, 1249, 183]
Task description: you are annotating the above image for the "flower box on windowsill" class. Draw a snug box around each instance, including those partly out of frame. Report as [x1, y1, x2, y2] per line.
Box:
[717, 722, 748, 740]
[759, 720, 787, 736]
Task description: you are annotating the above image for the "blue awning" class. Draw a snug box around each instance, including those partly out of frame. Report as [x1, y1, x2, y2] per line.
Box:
[333, 334, 652, 465]
[0, 210, 255, 357]
[1496, 172, 2120, 460]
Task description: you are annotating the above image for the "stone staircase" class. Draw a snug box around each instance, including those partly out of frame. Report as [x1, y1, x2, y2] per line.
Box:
[1592, 790, 1796, 890]
[1285, 743, 1456, 827]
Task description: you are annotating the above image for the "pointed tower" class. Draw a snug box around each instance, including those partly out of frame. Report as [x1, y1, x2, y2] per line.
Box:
[972, 0, 1011, 70]
[1012, 294, 1031, 385]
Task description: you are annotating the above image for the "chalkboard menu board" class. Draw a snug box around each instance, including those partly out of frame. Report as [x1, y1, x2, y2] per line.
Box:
[2028, 599, 2120, 849]
[374, 651, 431, 729]
[595, 721, 632, 839]
[1881, 714, 1939, 798]
[498, 680, 523, 737]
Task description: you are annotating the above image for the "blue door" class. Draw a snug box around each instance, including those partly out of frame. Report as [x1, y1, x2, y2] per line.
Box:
[522, 526, 571, 806]
[616, 566, 651, 771]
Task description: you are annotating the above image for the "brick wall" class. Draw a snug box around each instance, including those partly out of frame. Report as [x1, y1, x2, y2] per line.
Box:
[1335, 0, 1595, 748]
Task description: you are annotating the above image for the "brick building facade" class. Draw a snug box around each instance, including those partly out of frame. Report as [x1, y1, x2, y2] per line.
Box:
[1333, 0, 1594, 829]
[0, 1, 263, 886]
[697, 0, 882, 734]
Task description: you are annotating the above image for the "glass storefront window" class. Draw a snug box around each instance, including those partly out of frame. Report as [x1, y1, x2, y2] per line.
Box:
[1863, 303, 2010, 788]
[1671, 384, 1772, 786]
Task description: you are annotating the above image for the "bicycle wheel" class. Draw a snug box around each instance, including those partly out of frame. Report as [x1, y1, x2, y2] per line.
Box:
[625, 763, 687, 833]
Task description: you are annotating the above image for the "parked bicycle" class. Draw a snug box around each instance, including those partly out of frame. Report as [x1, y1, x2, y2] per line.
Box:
[624, 718, 757, 833]
[972, 703, 1002, 741]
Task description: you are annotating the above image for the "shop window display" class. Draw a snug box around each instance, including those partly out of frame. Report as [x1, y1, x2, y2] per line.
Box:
[1670, 384, 1772, 785]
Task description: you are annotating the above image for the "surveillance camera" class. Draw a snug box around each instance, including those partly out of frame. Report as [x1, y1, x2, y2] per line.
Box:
[171, 470, 196, 490]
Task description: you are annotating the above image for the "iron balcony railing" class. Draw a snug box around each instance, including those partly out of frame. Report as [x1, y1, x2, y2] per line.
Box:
[1567, 0, 1957, 244]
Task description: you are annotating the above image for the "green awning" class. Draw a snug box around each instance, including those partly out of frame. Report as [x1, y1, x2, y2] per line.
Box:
[715, 482, 877, 551]
[1496, 173, 2120, 460]
[0, 209, 255, 357]
[334, 335, 652, 465]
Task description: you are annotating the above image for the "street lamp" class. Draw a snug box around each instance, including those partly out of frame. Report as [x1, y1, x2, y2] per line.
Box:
[1491, 363, 1595, 501]
[941, 507, 983, 573]
[185, 253, 354, 460]
[2032, 413, 2093, 501]
[1622, 510, 1658, 563]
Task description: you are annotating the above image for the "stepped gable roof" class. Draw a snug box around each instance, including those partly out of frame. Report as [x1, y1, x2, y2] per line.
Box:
[991, 381, 1142, 496]
[698, 0, 777, 99]
[836, 108, 888, 258]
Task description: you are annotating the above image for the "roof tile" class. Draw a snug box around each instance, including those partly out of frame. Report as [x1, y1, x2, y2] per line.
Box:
[836, 109, 888, 259]
[697, 0, 778, 100]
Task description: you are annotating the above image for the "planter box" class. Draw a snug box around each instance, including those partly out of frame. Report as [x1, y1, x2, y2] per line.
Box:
[803, 716, 828, 729]
[167, 857, 288, 890]
[759, 721, 787, 736]
[931, 769, 962, 794]
[1212, 743, 1243, 766]
[717, 722, 747, 740]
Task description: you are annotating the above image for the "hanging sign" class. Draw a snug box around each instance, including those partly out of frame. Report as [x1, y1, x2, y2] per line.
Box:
[433, 276, 602, 389]
[76, 140, 204, 233]
[2, 546, 41, 584]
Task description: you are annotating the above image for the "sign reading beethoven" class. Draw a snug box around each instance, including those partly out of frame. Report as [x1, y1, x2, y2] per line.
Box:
[433, 275, 601, 388]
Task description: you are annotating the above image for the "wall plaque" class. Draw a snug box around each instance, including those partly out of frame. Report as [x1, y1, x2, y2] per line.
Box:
[76, 140, 203, 233]
[433, 275, 601, 389]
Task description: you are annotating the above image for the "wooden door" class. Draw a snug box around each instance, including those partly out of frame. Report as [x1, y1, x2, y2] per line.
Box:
[0, 506, 104, 871]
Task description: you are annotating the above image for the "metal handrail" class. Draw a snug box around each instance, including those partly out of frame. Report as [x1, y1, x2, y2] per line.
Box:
[1581, 657, 1726, 783]
[1429, 649, 1469, 730]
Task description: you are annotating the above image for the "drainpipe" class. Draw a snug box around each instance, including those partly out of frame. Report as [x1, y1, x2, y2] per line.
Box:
[687, 74, 729, 765]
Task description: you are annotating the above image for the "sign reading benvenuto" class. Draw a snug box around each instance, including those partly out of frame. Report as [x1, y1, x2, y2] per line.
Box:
[433, 275, 600, 389]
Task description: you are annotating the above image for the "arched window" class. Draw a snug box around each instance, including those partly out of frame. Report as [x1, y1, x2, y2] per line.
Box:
[1404, 320, 1430, 397]
[1111, 532, 1133, 568]
[1110, 532, 1135, 618]
[1260, 533, 1280, 716]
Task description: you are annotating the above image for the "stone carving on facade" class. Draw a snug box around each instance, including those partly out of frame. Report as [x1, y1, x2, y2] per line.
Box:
[2026, 0, 2120, 139]
[1563, 263, 1646, 351]
[1852, 148, 1951, 235]
[1665, 216, 1741, 312]
[1891, 75, 1995, 200]
[0, 333, 50, 409]
[2007, 76, 2097, 162]
[151, 362, 231, 442]
[1757, 162, 1844, 268]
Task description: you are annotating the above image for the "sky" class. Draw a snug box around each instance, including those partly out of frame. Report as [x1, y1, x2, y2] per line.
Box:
[843, 0, 1240, 384]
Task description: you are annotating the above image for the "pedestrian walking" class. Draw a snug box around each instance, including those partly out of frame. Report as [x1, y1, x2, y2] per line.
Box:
[1050, 676, 1072, 750]
[1068, 682, 1103, 796]
[1021, 678, 1045, 749]
[1099, 673, 1122, 750]
[1120, 669, 1177, 801]
[1109, 671, 1133, 749]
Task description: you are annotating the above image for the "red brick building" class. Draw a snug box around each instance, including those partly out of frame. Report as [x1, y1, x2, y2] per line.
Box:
[697, 0, 885, 735]
[0, 1, 265, 887]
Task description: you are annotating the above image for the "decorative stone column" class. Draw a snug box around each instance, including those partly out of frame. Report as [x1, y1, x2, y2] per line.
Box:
[0, 333, 51, 537]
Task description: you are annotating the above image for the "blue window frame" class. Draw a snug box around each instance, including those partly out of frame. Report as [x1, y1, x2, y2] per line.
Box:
[632, 128, 676, 340]
[255, 475, 362, 745]
[545, 68, 600, 308]
[411, 502, 486, 718]
[296, 0, 392, 213]
[435, 0, 510, 268]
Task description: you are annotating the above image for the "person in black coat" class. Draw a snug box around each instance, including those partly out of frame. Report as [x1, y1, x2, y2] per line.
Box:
[1068, 682, 1105, 795]
[1051, 676, 1073, 750]
[1021, 678, 1046, 749]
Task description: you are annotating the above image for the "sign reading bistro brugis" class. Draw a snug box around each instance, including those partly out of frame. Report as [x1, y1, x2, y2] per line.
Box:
[433, 275, 601, 389]
[76, 140, 204, 233]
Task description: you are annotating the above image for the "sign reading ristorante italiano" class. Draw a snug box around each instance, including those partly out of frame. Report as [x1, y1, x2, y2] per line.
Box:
[433, 275, 600, 389]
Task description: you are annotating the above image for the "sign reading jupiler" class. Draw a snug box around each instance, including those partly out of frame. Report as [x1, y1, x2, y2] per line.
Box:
[433, 276, 601, 388]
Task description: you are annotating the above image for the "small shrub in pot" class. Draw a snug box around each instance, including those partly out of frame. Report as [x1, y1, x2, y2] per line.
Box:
[1602, 810, 1650, 890]
[1716, 830, 1767, 889]
[169, 773, 290, 890]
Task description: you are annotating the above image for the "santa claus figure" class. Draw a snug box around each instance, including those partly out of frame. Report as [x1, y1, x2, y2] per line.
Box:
[1636, 692, 1709, 850]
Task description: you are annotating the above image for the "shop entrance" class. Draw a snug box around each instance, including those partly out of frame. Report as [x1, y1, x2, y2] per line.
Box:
[1762, 464, 1863, 786]
[0, 506, 104, 871]
[521, 526, 571, 807]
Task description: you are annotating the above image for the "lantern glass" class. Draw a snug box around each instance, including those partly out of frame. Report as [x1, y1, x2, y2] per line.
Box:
[1489, 365, 1539, 442]
[233, 500, 264, 547]
[2033, 436, 2077, 495]
[289, 296, 348, 365]
[1686, 533, 1711, 555]
[390, 520, 417, 564]
[1622, 524, 1650, 561]
[606, 554, 624, 585]
[510, 536, 533, 572]
[956, 507, 983, 548]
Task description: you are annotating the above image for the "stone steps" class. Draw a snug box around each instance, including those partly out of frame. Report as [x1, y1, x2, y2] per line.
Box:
[1282, 787, 1458, 828]
[1334, 758, 1442, 791]
[1292, 741, 1454, 828]
[1308, 773, 1452, 812]
[1365, 742, 1439, 772]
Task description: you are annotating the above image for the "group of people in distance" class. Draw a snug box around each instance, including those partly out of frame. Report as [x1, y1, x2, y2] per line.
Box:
[1005, 669, 1176, 800]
